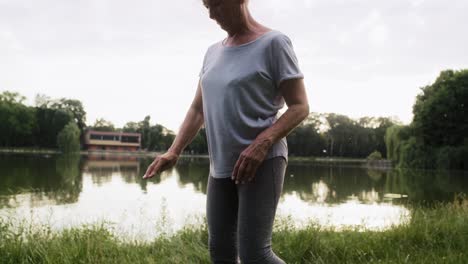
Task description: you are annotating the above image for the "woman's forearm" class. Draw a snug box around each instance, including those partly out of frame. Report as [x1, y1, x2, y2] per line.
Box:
[255, 103, 309, 146]
[168, 106, 204, 156]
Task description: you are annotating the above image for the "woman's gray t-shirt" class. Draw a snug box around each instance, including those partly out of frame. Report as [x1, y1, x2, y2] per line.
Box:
[199, 30, 304, 178]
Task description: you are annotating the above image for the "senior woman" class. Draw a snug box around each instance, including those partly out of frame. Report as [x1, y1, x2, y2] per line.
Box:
[143, 0, 309, 263]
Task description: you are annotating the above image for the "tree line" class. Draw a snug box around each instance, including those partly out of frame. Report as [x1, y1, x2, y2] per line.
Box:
[1, 68, 465, 170]
[0, 90, 395, 158]
[0, 92, 83, 152]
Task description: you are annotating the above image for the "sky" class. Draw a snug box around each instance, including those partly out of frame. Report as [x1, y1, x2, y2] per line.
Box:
[1, 0, 467, 132]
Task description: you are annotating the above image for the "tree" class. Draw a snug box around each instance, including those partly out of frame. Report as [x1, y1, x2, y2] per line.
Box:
[0, 93, 36, 147]
[186, 128, 208, 154]
[51, 99, 87, 134]
[412, 69, 468, 147]
[91, 118, 116, 131]
[139, 116, 151, 148]
[34, 94, 53, 108]
[324, 113, 358, 157]
[123, 122, 139, 132]
[385, 69, 468, 170]
[35, 108, 73, 148]
[373, 117, 399, 158]
[0, 91, 26, 104]
[57, 122, 81, 153]
[384, 125, 410, 162]
[287, 119, 327, 156]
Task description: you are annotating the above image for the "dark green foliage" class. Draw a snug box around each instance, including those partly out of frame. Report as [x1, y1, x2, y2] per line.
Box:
[186, 128, 208, 154]
[435, 145, 468, 170]
[0, 91, 87, 149]
[123, 116, 178, 152]
[35, 107, 74, 148]
[0, 91, 397, 158]
[412, 70, 468, 147]
[35, 97, 87, 135]
[399, 137, 436, 169]
[288, 113, 327, 156]
[91, 118, 116, 131]
[385, 69, 468, 170]
[57, 122, 81, 153]
[0, 93, 36, 147]
[384, 125, 411, 162]
[0, 154, 83, 204]
[289, 113, 397, 158]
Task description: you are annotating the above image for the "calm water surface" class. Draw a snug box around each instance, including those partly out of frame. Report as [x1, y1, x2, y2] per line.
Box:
[1, 153, 467, 241]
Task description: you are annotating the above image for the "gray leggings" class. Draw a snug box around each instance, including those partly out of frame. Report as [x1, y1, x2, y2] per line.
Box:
[206, 157, 287, 264]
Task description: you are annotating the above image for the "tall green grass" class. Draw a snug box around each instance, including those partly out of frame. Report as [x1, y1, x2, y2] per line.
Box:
[1, 200, 467, 264]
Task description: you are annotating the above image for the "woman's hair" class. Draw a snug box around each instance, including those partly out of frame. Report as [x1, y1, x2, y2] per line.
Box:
[202, 0, 249, 8]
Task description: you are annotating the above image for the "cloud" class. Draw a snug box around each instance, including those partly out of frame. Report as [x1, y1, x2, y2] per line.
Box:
[0, 29, 23, 51]
[1, 0, 467, 130]
[303, 0, 316, 9]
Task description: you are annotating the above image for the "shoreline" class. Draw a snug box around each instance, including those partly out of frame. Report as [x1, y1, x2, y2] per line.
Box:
[0, 147, 392, 169]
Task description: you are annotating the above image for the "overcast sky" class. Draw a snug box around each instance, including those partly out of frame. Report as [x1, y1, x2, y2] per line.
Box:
[1, 0, 467, 132]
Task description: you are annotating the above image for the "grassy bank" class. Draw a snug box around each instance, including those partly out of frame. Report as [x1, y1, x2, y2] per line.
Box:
[0, 147, 60, 154]
[1, 201, 467, 264]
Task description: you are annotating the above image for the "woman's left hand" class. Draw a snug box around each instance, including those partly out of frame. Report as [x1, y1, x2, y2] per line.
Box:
[232, 138, 272, 184]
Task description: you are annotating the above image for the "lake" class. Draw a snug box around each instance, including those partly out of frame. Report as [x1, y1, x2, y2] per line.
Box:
[1, 153, 467, 241]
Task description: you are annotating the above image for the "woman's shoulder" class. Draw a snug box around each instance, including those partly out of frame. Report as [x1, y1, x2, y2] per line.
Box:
[205, 41, 223, 52]
[202, 30, 293, 55]
[264, 30, 294, 46]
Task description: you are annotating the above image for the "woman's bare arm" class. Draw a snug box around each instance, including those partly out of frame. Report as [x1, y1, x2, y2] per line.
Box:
[143, 81, 204, 179]
[232, 78, 309, 184]
[167, 81, 205, 156]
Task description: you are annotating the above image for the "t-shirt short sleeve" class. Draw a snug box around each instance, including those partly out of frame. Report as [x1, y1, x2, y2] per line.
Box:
[199, 54, 206, 77]
[270, 34, 304, 88]
[199, 46, 211, 78]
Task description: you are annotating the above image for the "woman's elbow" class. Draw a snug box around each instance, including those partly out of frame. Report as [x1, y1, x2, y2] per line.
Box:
[300, 102, 309, 121]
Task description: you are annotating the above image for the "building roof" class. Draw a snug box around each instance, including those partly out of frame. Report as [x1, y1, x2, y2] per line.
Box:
[85, 130, 141, 137]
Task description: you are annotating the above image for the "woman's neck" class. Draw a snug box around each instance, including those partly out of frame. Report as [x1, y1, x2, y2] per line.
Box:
[224, 8, 270, 46]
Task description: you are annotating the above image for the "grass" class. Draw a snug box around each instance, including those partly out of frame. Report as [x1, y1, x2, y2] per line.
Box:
[1, 201, 467, 264]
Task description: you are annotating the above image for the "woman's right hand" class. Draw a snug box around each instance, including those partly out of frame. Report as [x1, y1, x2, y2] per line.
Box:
[142, 152, 179, 179]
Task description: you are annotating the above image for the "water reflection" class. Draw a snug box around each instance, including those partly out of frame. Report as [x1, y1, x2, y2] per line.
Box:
[384, 169, 468, 203]
[1, 154, 467, 240]
[0, 154, 82, 208]
[277, 195, 410, 231]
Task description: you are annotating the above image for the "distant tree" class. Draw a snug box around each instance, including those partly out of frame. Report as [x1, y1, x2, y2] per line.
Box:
[34, 95, 86, 145]
[373, 117, 399, 158]
[51, 99, 87, 134]
[34, 94, 53, 108]
[122, 116, 178, 152]
[0, 91, 26, 104]
[324, 113, 358, 157]
[35, 108, 74, 148]
[287, 114, 327, 156]
[123, 122, 139, 133]
[186, 128, 208, 154]
[57, 122, 81, 153]
[160, 131, 176, 151]
[91, 118, 116, 131]
[0, 92, 36, 147]
[138, 116, 151, 148]
[384, 125, 410, 162]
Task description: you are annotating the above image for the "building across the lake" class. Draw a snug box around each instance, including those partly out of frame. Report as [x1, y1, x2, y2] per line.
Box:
[83, 130, 141, 152]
